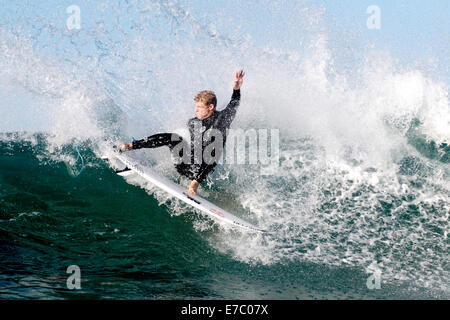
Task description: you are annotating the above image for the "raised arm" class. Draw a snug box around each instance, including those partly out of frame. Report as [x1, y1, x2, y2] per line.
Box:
[220, 69, 245, 129]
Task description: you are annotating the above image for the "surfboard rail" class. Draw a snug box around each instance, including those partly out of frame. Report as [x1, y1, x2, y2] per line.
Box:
[108, 152, 266, 233]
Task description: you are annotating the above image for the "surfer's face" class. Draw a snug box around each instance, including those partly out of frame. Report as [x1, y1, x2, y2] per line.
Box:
[195, 102, 215, 120]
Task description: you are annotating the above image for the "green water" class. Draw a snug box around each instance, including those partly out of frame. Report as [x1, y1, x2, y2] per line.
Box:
[0, 136, 448, 299]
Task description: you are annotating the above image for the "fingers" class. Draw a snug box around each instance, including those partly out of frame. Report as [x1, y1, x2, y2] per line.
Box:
[235, 69, 245, 79]
[118, 143, 130, 151]
[233, 70, 244, 90]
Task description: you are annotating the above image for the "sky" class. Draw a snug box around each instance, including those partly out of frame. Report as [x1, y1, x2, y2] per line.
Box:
[0, 0, 448, 83]
[185, 0, 449, 83]
[321, 0, 449, 79]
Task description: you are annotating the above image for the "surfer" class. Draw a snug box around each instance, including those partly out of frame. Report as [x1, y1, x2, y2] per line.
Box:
[118, 70, 245, 195]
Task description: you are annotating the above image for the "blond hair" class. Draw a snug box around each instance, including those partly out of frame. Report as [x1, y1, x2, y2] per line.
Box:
[194, 90, 217, 108]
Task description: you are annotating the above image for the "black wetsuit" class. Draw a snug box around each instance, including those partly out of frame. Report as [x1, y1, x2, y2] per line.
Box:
[131, 89, 240, 183]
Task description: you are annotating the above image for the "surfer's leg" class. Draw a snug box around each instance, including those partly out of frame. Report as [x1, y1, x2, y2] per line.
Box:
[175, 163, 197, 180]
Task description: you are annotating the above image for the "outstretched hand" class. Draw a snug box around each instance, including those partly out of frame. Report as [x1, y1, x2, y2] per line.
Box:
[118, 142, 132, 152]
[233, 69, 245, 90]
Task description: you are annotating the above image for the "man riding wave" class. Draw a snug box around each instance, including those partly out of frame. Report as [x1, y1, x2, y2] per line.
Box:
[118, 70, 245, 195]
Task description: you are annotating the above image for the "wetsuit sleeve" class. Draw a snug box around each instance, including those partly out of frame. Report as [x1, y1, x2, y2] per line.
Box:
[219, 89, 240, 129]
[132, 139, 148, 150]
[131, 138, 149, 150]
[131, 133, 183, 150]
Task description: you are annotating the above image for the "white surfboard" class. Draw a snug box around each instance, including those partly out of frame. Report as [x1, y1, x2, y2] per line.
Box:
[107, 152, 266, 233]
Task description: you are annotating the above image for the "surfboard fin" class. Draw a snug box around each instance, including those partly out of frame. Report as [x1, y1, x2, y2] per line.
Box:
[115, 167, 133, 176]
